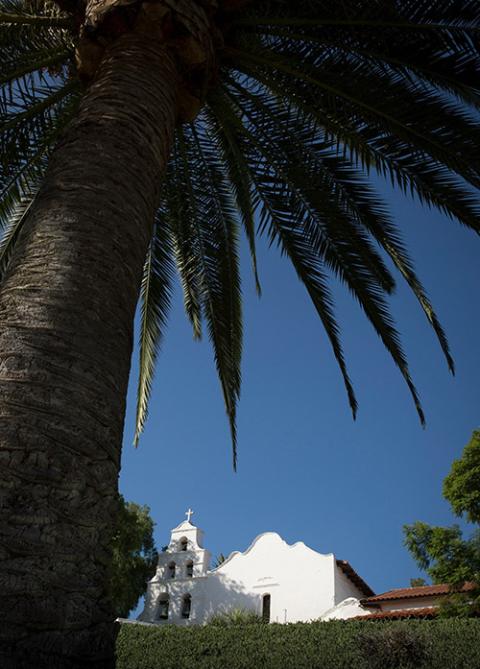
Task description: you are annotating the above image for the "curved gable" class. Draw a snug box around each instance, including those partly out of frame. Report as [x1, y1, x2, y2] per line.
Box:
[212, 531, 334, 577]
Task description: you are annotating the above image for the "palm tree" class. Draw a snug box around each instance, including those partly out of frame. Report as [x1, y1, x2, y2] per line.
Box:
[0, 0, 479, 665]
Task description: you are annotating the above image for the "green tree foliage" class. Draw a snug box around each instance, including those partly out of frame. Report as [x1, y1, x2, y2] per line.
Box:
[404, 429, 480, 615]
[444, 430, 480, 524]
[108, 496, 158, 618]
[404, 523, 480, 584]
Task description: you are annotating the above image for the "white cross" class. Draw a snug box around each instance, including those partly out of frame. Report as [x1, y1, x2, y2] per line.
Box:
[185, 508, 194, 523]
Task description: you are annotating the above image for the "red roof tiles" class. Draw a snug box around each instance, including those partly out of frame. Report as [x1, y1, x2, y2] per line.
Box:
[362, 581, 476, 605]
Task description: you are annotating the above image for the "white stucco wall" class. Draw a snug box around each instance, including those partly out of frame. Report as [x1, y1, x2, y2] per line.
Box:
[376, 596, 440, 612]
[321, 594, 444, 621]
[334, 565, 367, 605]
[139, 523, 370, 626]
[321, 597, 371, 621]
[210, 532, 337, 623]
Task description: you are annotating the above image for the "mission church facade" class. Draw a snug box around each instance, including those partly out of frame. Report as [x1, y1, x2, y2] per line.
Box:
[137, 511, 471, 625]
[138, 510, 378, 625]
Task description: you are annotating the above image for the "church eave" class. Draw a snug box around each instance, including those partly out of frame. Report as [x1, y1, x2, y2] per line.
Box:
[336, 560, 375, 597]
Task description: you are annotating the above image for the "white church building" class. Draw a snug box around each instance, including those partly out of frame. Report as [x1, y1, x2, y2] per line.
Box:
[138, 510, 376, 625]
[135, 511, 472, 626]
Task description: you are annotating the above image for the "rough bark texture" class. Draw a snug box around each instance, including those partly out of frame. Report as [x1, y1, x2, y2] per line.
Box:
[0, 33, 178, 668]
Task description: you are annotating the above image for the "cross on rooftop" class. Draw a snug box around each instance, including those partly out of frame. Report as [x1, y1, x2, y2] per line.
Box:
[185, 508, 194, 523]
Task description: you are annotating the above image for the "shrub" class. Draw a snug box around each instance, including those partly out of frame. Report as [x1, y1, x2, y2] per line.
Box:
[207, 608, 265, 626]
[357, 625, 430, 668]
[116, 618, 480, 669]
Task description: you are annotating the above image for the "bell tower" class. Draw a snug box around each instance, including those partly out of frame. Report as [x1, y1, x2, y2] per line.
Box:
[160, 509, 211, 577]
[138, 509, 211, 624]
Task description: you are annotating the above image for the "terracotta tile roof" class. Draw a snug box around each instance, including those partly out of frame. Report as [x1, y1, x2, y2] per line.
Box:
[355, 607, 439, 621]
[362, 581, 476, 605]
[336, 560, 375, 598]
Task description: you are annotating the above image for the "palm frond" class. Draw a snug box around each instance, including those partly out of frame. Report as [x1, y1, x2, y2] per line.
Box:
[0, 0, 73, 68]
[214, 81, 429, 423]
[240, 25, 480, 111]
[239, 0, 480, 33]
[172, 124, 242, 469]
[134, 217, 175, 447]
[163, 142, 203, 341]
[1, 46, 71, 87]
[3, 0, 480, 464]
[209, 85, 360, 417]
[0, 183, 38, 281]
[0, 85, 81, 232]
[312, 156, 456, 373]
[0, 11, 70, 27]
[224, 75, 397, 293]
[226, 51, 480, 235]
[228, 45, 480, 191]
[204, 102, 261, 295]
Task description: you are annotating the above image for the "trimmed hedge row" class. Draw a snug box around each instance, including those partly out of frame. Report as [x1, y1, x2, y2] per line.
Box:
[116, 618, 480, 669]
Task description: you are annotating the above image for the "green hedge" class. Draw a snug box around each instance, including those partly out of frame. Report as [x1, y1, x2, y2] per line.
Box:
[116, 618, 480, 669]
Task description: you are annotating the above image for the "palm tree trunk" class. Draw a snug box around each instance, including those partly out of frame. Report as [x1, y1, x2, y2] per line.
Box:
[0, 32, 178, 668]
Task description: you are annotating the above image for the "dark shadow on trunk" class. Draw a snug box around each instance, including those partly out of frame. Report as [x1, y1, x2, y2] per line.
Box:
[0, 32, 178, 668]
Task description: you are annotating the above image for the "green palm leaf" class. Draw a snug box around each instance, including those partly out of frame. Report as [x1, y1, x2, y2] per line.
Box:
[0, 184, 38, 281]
[162, 145, 203, 341]
[204, 104, 262, 296]
[134, 217, 175, 447]
[176, 124, 242, 469]
[2, 0, 480, 463]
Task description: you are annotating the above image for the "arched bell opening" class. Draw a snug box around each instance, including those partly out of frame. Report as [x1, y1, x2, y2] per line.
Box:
[157, 594, 169, 621]
[181, 593, 192, 619]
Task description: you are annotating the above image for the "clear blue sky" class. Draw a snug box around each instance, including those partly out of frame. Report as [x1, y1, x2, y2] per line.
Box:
[119, 177, 479, 613]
